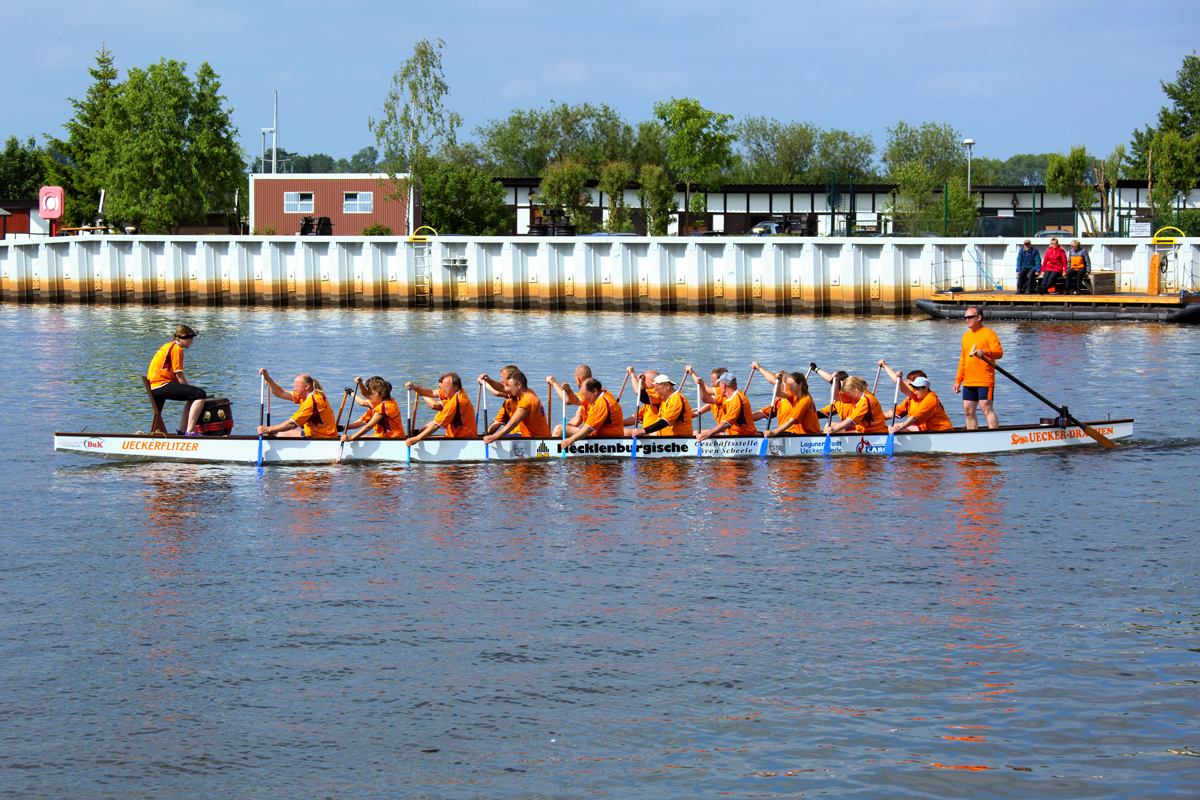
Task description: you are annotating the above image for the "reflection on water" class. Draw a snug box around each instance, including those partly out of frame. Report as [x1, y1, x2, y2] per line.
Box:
[3, 305, 1200, 798]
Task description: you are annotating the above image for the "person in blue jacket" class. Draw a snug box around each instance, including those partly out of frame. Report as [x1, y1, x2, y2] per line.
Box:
[1016, 239, 1041, 294]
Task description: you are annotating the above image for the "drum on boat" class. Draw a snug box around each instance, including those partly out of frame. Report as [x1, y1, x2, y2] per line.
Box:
[197, 398, 234, 436]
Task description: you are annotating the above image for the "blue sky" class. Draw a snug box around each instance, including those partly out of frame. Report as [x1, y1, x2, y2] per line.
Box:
[5, 0, 1198, 169]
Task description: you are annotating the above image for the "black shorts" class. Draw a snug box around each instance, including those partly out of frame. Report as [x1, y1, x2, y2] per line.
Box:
[152, 383, 207, 403]
[962, 385, 994, 403]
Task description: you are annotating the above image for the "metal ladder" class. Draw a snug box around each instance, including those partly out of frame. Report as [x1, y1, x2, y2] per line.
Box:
[1151, 228, 1184, 295]
[410, 228, 437, 308]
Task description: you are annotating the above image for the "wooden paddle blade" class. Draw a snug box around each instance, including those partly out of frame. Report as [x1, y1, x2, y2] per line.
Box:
[1081, 423, 1119, 449]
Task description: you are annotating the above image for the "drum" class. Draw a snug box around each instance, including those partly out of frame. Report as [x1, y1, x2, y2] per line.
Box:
[198, 398, 234, 436]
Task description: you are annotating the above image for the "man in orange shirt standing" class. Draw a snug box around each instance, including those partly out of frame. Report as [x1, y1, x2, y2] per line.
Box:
[559, 378, 624, 447]
[953, 306, 1003, 429]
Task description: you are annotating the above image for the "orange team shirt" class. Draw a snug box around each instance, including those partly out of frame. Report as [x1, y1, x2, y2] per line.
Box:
[291, 390, 337, 437]
[759, 390, 799, 422]
[779, 394, 821, 434]
[819, 399, 857, 422]
[655, 392, 693, 436]
[847, 391, 888, 434]
[956, 326, 1003, 388]
[583, 390, 624, 436]
[718, 391, 758, 435]
[434, 389, 478, 437]
[512, 389, 552, 437]
[493, 395, 518, 425]
[903, 391, 955, 432]
[358, 398, 405, 437]
[146, 341, 184, 388]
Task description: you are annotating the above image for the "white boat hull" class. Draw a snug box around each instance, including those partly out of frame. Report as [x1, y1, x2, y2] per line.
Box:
[53, 419, 1134, 465]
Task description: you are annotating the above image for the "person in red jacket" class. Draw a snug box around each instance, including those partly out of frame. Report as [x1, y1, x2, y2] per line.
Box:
[1038, 237, 1068, 294]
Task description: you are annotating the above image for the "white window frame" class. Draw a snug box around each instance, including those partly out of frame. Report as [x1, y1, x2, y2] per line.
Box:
[284, 191, 314, 214]
[343, 191, 373, 214]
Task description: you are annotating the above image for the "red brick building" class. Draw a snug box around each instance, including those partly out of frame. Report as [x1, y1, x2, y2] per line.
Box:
[249, 174, 409, 236]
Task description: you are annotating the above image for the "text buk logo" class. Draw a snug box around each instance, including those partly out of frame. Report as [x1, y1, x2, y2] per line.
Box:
[85, 437, 105, 449]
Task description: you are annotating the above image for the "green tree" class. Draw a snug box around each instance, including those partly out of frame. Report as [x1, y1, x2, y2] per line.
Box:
[537, 159, 593, 233]
[629, 120, 669, 175]
[811, 128, 878, 183]
[1147, 129, 1199, 223]
[96, 59, 243, 233]
[1046, 145, 1098, 235]
[653, 98, 735, 232]
[598, 160, 634, 233]
[0, 136, 47, 199]
[43, 46, 119, 225]
[1129, 51, 1200, 175]
[349, 146, 379, 172]
[1094, 144, 1124, 233]
[371, 38, 463, 206]
[733, 116, 818, 183]
[882, 121, 966, 183]
[636, 163, 678, 236]
[419, 161, 513, 235]
[475, 101, 634, 178]
[886, 162, 976, 235]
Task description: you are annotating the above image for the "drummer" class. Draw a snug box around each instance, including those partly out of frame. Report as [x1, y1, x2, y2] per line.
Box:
[146, 324, 207, 435]
[257, 369, 337, 437]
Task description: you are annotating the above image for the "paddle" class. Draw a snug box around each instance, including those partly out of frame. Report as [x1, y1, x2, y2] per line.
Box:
[823, 374, 839, 456]
[337, 383, 359, 463]
[872, 364, 883, 394]
[695, 373, 703, 457]
[615, 371, 631, 404]
[257, 374, 265, 468]
[483, 384, 489, 461]
[474, 382, 483, 431]
[406, 388, 412, 464]
[970, 348, 1117, 449]
[759, 373, 780, 456]
[559, 382, 567, 459]
[334, 386, 351, 434]
[885, 367, 902, 457]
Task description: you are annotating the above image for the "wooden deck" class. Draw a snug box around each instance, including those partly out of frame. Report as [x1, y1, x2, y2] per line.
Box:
[940, 291, 1200, 306]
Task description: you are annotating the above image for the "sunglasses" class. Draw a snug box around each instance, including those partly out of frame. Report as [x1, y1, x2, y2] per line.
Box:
[964, 313, 980, 319]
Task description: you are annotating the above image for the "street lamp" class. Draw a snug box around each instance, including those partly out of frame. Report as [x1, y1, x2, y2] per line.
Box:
[963, 138, 975, 193]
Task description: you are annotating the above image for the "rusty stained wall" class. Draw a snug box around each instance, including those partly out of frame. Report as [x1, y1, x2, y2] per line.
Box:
[251, 175, 407, 236]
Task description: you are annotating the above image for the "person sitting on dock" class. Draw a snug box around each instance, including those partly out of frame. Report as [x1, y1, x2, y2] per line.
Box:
[146, 324, 207, 436]
[954, 307, 1003, 429]
[822, 376, 888, 435]
[695, 372, 758, 441]
[630, 374, 694, 437]
[405, 373, 477, 445]
[482, 371, 552, 443]
[1066, 240, 1091, 295]
[1016, 240, 1041, 294]
[558, 378, 624, 446]
[341, 376, 404, 441]
[257, 369, 337, 437]
[479, 365, 520, 436]
[879, 362, 955, 433]
[1038, 238, 1068, 294]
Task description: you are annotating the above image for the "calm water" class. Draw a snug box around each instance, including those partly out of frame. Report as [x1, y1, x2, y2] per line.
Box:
[2, 305, 1199, 799]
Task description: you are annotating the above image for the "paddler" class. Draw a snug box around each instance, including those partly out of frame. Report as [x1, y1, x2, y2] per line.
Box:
[146, 324, 207, 435]
[812, 367, 854, 425]
[557, 378, 624, 447]
[879, 361, 955, 433]
[822, 375, 887, 435]
[478, 364, 520, 436]
[547, 365, 595, 437]
[257, 369, 337, 437]
[629, 374, 693, 436]
[758, 370, 821, 437]
[621, 366, 661, 435]
[405, 373, 477, 445]
[689, 366, 729, 420]
[341, 376, 404, 441]
[482, 371, 552, 443]
[693, 370, 757, 441]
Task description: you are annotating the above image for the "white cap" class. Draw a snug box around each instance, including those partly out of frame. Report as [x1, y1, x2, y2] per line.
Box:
[653, 374, 674, 385]
[720, 373, 738, 384]
[910, 376, 931, 388]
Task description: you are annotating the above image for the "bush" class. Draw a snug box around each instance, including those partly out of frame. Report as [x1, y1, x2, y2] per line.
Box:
[251, 226, 276, 235]
[360, 222, 394, 236]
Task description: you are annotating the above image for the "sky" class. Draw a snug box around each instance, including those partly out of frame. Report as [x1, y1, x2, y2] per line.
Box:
[4, 0, 1198, 168]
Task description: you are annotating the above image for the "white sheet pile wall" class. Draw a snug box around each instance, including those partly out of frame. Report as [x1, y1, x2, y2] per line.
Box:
[2, 236, 1197, 313]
